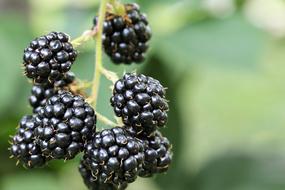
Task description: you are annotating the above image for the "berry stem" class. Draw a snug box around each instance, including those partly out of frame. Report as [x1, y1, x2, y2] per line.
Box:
[115, 116, 123, 126]
[109, 0, 126, 16]
[71, 29, 96, 48]
[96, 112, 117, 127]
[100, 67, 119, 84]
[90, 0, 109, 108]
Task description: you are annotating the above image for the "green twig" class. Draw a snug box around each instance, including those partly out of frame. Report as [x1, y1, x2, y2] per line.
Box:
[108, 0, 125, 16]
[90, 0, 108, 108]
[100, 67, 119, 84]
[71, 30, 96, 48]
[97, 112, 117, 127]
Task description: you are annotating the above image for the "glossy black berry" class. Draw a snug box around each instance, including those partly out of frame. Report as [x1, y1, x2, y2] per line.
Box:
[23, 32, 77, 83]
[34, 91, 96, 160]
[139, 131, 172, 177]
[29, 72, 76, 113]
[9, 115, 48, 168]
[82, 127, 144, 188]
[111, 73, 169, 135]
[79, 160, 128, 190]
[93, 3, 151, 64]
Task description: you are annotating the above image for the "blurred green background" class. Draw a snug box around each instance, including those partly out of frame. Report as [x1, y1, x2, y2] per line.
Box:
[2, 0, 285, 189]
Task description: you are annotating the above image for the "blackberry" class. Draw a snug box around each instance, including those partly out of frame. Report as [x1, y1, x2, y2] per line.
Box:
[93, 3, 151, 64]
[139, 131, 172, 177]
[110, 73, 169, 134]
[9, 115, 47, 168]
[79, 160, 127, 190]
[82, 127, 144, 188]
[34, 91, 96, 160]
[23, 31, 77, 83]
[29, 72, 76, 113]
[54, 71, 76, 88]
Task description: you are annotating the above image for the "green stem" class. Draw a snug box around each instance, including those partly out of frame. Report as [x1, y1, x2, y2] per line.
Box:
[109, 0, 125, 16]
[97, 112, 117, 127]
[71, 30, 95, 48]
[91, 0, 108, 108]
[100, 66, 119, 84]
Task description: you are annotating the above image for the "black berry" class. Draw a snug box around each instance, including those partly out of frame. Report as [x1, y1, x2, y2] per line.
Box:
[82, 127, 144, 188]
[9, 115, 48, 168]
[29, 72, 76, 113]
[23, 32, 77, 83]
[34, 91, 96, 160]
[93, 3, 151, 64]
[139, 131, 172, 177]
[111, 73, 169, 135]
[79, 160, 128, 190]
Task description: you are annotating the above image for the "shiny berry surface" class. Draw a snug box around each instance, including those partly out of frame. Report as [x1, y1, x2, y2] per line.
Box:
[34, 91, 96, 160]
[82, 127, 144, 188]
[111, 73, 169, 134]
[139, 131, 172, 177]
[23, 32, 77, 83]
[29, 72, 76, 113]
[10, 115, 47, 168]
[93, 3, 151, 64]
[79, 160, 128, 190]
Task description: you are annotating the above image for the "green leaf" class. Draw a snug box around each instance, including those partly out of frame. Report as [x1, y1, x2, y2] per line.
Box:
[154, 14, 267, 71]
[1, 172, 58, 190]
[0, 14, 33, 116]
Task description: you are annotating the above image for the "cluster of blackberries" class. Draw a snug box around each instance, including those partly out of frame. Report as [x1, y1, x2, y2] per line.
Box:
[93, 3, 151, 64]
[10, 2, 172, 190]
[79, 73, 172, 190]
[10, 31, 96, 168]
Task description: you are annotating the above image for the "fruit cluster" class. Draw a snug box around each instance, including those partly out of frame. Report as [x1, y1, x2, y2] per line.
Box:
[93, 3, 151, 64]
[9, 2, 172, 190]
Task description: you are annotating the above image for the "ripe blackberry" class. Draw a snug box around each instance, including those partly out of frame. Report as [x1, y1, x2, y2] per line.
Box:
[54, 71, 76, 88]
[93, 3, 151, 64]
[23, 31, 77, 83]
[29, 72, 76, 113]
[110, 73, 169, 134]
[139, 131, 172, 177]
[34, 91, 96, 160]
[82, 127, 144, 188]
[79, 160, 127, 190]
[9, 115, 47, 168]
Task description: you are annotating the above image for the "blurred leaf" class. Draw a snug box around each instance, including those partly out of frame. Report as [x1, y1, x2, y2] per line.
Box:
[58, 162, 86, 190]
[1, 172, 58, 190]
[129, 178, 161, 190]
[178, 36, 285, 173]
[154, 14, 267, 72]
[191, 153, 285, 190]
[0, 15, 33, 117]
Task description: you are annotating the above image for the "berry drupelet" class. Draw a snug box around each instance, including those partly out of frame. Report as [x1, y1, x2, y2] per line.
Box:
[139, 131, 172, 177]
[10, 115, 47, 168]
[23, 31, 77, 83]
[53, 71, 76, 88]
[93, 3, 151, 64]
[29, 72, 76, 113]
[79, 160, 128, 190]
[34, 91, 96, 160]
[82, 127, 144, 188]
[110, 73, 169, 135]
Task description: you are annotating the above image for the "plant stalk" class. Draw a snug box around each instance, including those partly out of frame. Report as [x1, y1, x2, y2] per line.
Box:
[90, 0, 108, 108]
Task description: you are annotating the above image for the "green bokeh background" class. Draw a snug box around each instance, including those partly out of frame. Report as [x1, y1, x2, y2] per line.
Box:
[1, 0, 285, 189]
